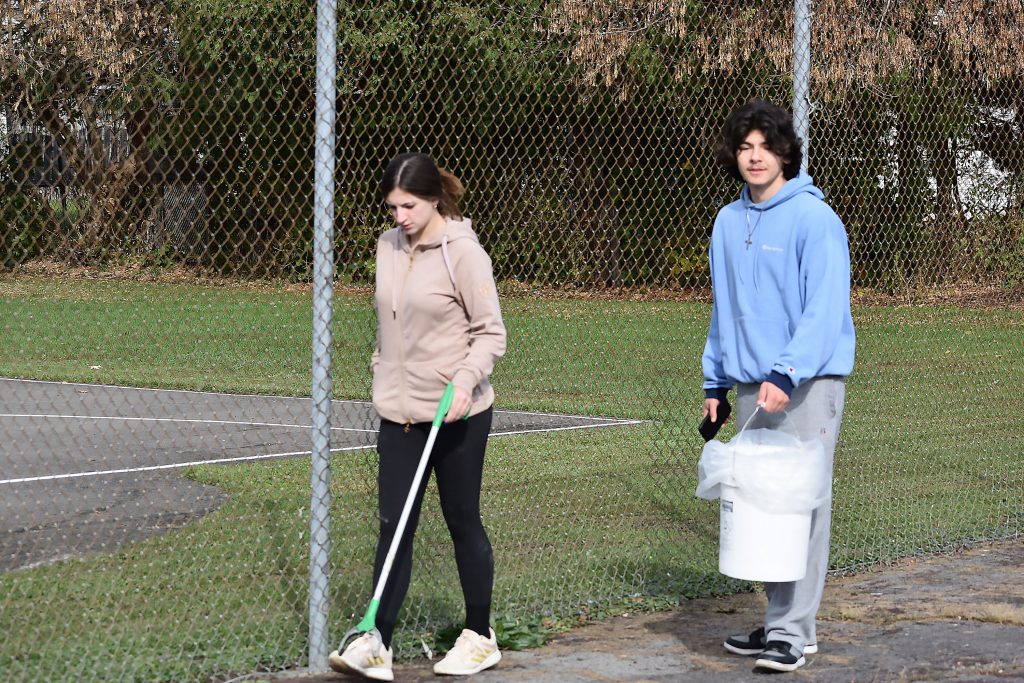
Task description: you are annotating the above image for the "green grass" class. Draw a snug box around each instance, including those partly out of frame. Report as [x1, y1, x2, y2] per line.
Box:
[0, 275, 1021, 681]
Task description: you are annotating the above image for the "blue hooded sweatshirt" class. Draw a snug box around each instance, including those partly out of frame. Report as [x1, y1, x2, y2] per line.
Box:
[702, 173, 855, 399]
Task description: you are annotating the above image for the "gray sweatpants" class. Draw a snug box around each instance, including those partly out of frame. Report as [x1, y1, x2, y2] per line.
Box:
[734, 377, 846, 654]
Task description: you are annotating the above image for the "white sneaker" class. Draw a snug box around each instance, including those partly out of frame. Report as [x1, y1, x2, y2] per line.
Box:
[328, 631, 394, 681]
[432, 628, 501, 676]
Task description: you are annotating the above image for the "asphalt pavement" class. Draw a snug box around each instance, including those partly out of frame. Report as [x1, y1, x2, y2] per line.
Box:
[277, 539, 1024, 682]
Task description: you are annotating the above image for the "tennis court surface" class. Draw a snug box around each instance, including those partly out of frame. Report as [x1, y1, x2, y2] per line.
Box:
[0, 377, 641, 571]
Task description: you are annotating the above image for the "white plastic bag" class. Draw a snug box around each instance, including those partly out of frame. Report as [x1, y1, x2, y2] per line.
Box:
[696, 409, 830, 514]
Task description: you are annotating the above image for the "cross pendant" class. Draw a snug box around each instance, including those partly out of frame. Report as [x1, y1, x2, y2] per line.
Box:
[745, 236, 753, 249]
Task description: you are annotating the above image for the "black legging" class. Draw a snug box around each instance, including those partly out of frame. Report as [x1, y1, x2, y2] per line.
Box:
[371, 408, 494, 648]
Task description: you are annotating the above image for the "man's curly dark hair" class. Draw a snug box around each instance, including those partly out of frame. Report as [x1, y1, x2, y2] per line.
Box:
[715, 100, 803, 182]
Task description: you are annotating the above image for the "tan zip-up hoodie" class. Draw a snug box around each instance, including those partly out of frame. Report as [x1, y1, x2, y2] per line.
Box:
[371, 218, 506, 424]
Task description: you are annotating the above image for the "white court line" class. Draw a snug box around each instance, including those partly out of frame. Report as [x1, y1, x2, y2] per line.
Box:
[0, 419, 646, 485]
[491, 420, 645, 437]
[0, 445, 375, 485]
[0, 376, 372, 405]
[0, 413, 375, 433]
[2, 377, 629, 423]
[494, 408, 638, 423]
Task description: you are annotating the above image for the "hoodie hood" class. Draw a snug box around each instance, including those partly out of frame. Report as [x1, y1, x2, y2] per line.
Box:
[397, 217, 479, 251]
[740, 172, 823, 211]
[428, 217, 479, 247]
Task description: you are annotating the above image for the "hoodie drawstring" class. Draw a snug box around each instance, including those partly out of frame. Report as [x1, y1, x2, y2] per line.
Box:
[391, 234, 400, 318]
[441, 235, 456, 289]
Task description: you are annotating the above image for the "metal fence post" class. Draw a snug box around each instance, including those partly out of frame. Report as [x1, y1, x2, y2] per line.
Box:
[793, 0, 812, 171]
[309, 0, 337, 671]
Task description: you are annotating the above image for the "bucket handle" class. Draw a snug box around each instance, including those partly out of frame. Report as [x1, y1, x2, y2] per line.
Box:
[735, 402, 803, 445]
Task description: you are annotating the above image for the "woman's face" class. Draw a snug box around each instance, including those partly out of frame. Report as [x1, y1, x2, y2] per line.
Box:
[384, 188, 437, 239]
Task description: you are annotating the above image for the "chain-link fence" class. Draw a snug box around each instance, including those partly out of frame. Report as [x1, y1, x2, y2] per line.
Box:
[2, 1, 1022, 681]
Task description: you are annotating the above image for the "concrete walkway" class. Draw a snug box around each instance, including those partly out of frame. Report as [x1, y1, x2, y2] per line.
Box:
[277, 538, 1024, 682]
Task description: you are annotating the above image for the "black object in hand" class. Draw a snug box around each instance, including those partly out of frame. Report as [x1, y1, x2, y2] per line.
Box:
[698, 400, 731, 442]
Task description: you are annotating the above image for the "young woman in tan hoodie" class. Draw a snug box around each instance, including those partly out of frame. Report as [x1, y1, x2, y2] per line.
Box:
[330, 153, 506, 681]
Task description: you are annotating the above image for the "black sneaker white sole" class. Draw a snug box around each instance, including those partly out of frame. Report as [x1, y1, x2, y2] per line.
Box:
[754, 654, 806, 672]
[723, 627, 766, 656]
[723, 627, 818, 657]
[754, 640, 806, 672]
[724, 641, 763, 656]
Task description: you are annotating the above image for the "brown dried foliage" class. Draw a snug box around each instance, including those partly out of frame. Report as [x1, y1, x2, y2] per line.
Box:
[547, 0, 1024, 95]
[547, 0, 687, 88]
[1, 0, 170, 91]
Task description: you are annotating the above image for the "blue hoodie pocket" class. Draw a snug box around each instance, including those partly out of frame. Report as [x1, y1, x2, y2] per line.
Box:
[733, 316, 792, 377]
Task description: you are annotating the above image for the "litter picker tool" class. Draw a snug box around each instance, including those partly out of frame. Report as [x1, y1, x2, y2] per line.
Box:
[336, 382, 455, 651]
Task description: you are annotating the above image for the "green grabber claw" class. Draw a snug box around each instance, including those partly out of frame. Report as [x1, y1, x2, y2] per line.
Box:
[355, 599, 379, 634]
[335, 598, 380, 653]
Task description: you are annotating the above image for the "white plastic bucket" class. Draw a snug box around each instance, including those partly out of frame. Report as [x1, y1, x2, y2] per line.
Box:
[718, 484, 811, 582]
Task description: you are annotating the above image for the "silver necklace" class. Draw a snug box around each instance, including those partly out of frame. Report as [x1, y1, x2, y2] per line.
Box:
[745, 208, 763, 249]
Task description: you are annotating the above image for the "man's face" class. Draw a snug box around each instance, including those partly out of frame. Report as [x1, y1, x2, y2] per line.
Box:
[736, 129, 788, 202]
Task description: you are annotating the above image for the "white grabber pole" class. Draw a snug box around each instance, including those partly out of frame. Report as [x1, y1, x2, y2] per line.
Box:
[336, 382, 455, 648]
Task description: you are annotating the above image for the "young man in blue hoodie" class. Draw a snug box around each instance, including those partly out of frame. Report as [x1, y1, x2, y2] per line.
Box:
[701, 100, 856, 673]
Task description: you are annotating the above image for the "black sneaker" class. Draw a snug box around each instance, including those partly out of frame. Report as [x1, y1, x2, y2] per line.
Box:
[723, 627, 766, 656]
[724, 627, 819, 657]
[754, 641, 806, 672]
